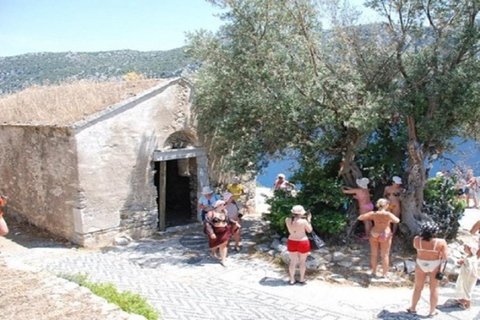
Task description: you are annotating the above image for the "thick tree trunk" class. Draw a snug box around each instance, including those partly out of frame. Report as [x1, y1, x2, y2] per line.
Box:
[400, 117, 431, 237]
[341, 143, 364, 239]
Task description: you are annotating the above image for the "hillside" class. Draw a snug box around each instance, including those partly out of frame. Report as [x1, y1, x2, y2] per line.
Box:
[0, 48, 195, 95]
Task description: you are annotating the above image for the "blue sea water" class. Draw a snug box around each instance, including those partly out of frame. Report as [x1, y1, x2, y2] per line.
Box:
[257, 139, 480, 187]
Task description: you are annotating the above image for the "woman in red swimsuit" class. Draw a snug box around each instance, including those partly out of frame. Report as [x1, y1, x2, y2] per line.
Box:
[285, 205, 312, 285]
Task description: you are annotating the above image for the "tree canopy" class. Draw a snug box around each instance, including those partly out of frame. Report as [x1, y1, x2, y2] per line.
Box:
[188, 0, 480, 237]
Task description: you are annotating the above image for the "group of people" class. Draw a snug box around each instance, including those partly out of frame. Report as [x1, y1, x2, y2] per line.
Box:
[198, 177, 248, 267]
[277, 170, 480, 316]
[453, 169, 479, 208]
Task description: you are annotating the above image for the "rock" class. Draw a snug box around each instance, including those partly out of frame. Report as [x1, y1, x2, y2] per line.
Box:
[331, 274, 347, 283]
[275, 244, 287, 252]
[317, 265, 327, 271]
[280, 251, 290, 264]
[337, 261, 352, 268]
[323, 254, 332, 262]
[393, 261, 405, 272]
[350, 257, 362, 265]
[267, 250, 276, 257]
[316, 248, 330, 254]
[332, 251, 345, 262]
[270, 239, 281, 249]
[350, 266, 363, 272]
[306, 259, 321, 270]
[254, 243, 270, 253]
[405, 260, 416, 274]
[114, 237, 130, 246]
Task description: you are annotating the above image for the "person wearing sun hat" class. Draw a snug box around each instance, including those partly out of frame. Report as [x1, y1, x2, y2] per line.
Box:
[198, 186, 220, 222]
[383, 175, 404, 235]
[204, 199, 240, 266]
[455, 241, 479, 310]
[342, 177, 374, 239]
[285, 205, 312, 285]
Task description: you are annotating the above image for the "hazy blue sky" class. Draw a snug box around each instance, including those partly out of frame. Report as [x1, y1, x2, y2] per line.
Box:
[0, 0, 381, 57]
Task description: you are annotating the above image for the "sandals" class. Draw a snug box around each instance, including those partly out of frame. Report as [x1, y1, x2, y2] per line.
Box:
[297, 280, 307, 285]
[427, 311, 438, 317]
[288, 280, 296, 285]
[406, 308, 416, 314]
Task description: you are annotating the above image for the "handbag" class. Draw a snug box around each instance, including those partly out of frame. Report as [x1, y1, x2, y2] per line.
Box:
[311, 230, 325, 249]
[435, 261, 447, 280]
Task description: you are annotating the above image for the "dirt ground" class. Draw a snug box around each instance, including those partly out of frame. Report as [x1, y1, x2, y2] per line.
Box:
[0, 220, 144, 320]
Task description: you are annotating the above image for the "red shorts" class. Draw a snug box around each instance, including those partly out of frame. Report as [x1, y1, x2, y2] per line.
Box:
[287, 239, 311, 254]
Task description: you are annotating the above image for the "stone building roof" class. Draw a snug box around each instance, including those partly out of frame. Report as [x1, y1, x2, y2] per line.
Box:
[0, 79, 167, 126]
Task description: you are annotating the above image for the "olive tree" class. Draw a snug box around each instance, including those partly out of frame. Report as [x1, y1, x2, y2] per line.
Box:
[187, 0, 480, 237]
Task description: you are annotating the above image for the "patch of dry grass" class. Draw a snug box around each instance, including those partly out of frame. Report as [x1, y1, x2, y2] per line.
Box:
[0, 79, 166, 125]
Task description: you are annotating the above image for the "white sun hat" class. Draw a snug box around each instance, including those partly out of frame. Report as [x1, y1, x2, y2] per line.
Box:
[291, 205, 306, 215]
[356, 178, 370, 189]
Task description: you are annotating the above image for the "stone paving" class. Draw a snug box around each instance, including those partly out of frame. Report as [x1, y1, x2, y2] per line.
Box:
[2, 209, 480, 319]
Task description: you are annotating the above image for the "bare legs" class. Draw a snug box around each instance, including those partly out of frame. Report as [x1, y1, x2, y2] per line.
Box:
[288, 252, 298, 284]
[288, 252, 309, 283]
[369, 238, 379, 276]
[409, 264, 440, 316]
[369, 237, 392, 277]
[362, 220, 372, 236]
[211, 242, 229, 266]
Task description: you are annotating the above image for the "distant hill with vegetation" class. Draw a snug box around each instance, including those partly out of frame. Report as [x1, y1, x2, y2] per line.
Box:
[0, 48, 195, 95]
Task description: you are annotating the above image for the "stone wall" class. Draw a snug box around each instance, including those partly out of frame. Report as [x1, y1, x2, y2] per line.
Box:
[0, 125, 79, 241]
[73, 79, 194, 247]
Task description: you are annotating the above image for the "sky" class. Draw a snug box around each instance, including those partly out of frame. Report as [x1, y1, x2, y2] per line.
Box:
[0, 0, 381, 57]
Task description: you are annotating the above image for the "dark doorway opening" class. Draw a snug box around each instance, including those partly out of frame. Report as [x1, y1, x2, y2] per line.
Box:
[155, 159, 194, 228]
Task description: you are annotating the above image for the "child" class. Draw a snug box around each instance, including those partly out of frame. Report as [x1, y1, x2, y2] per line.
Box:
[455, 242, 479, 309]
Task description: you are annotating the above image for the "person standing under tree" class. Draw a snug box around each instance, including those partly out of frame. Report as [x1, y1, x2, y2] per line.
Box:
[342, 177, 374, 239]
[383, 176, 404, 235]
[285, 205, 312, 285]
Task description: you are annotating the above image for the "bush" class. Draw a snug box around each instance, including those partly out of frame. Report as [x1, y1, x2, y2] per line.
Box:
[265, 159, 348, 239]
[423, 177, 466, 239]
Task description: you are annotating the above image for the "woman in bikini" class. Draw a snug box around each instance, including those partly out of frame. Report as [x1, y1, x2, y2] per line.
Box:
[204, 200, 240, 267]
[342, 177, 374, 238]
[285, 205, 312, 285]
[408, 222, 448, 317]
[358, 198, 399, 278]
[383, 176, 404, 235]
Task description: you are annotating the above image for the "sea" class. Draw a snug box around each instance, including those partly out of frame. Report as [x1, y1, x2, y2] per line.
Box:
[256, 138, 480, 187]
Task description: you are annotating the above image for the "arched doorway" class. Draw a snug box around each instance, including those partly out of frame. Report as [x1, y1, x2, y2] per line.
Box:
[153, 131, 208, 230]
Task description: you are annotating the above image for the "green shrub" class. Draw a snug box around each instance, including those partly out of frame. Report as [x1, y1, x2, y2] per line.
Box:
[265, 159, 348, 239]
[61, 274, 159, 320]
[423, 177, 466, 239]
